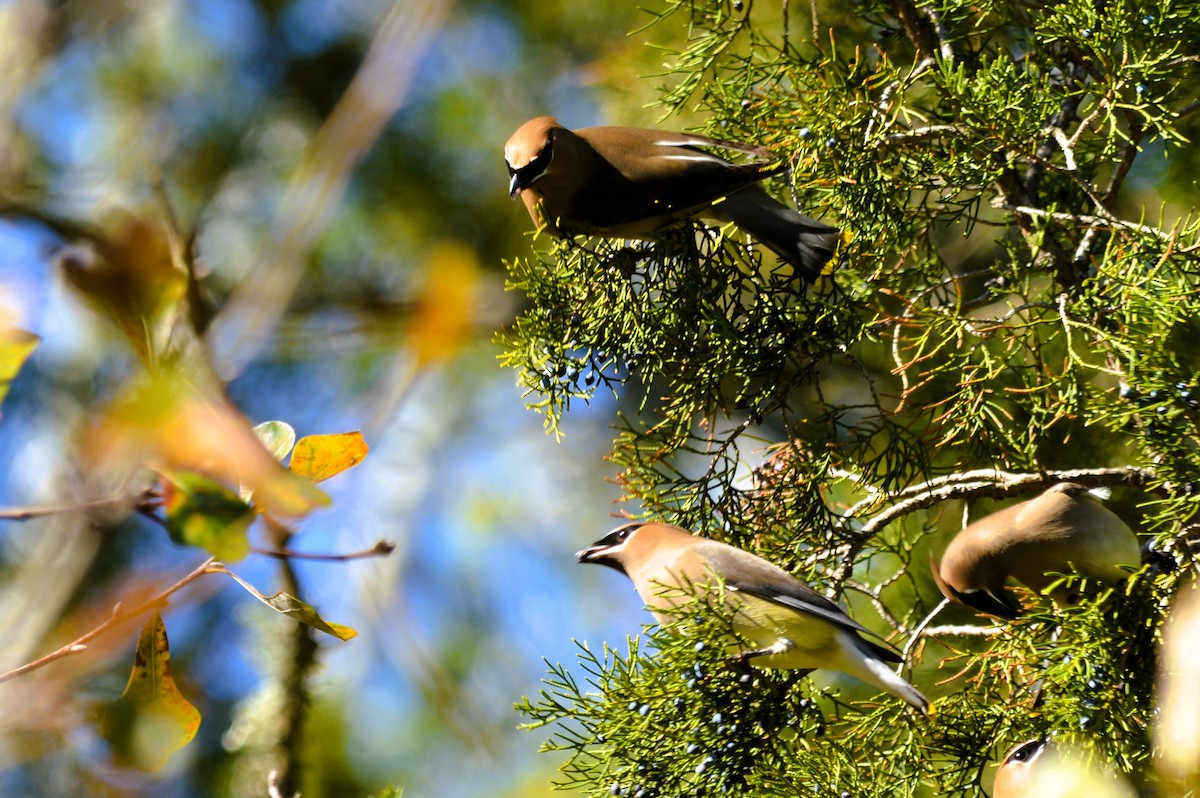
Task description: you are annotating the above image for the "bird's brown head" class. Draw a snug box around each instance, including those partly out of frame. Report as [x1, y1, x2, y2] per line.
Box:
[576, 521, 697, 577]
[993, 739, 1048, 798]
[505, 116, 560, 198]
[930, 551, 1022, 619]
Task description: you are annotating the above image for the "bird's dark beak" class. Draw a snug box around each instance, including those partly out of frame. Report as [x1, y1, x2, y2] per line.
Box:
[508, 171, 521, 199]
[577, 543, 627, 575]
[576, 544, 606, 563]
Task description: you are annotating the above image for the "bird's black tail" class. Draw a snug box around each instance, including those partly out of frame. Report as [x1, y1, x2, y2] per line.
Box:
[714, 186, 842, 282]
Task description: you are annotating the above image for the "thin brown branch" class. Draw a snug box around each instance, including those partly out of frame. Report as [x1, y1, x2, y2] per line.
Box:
[1002, 204, 1170, 241]
[251, 539, 396, 561]
[0, 495, 133, 521]
[1101, 116, 1144, 208]
[0, 200, 106, 246]
[886, 0, 942, 61]
[0, 556, 219, 684]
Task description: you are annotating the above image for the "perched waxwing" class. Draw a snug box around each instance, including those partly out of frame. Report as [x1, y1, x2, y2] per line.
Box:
[504, 117, 841, 281]
[931, 482, 1140, 619]
[577, 521, 928, 714]
[993, 739, 1049, 798]
[992, 739, 1134, 798]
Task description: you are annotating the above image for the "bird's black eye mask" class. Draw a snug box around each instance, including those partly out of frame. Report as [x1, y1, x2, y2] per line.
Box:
[593, 524, 640, 549]
[508, 133, 554, 193]
[1008, 740, 1044, 763]
[576, 523, 645, 573]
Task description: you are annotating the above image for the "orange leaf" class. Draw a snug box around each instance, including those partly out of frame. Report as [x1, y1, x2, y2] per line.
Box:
[407, 242, 480, 368]
[288, 431, 369, 484]
[86, 372, 330, 518]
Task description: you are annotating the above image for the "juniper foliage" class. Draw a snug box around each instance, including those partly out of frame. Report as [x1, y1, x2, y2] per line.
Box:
[502, 0, 1200, 793]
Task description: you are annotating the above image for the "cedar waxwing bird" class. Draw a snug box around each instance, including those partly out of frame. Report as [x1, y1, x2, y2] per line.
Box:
[931, 482, 1140, 619]
[993, 739, 1048, 798]
[992, 739, 1135, 798]
[577, 521, 929, 714]
[504, 117, 842, 281]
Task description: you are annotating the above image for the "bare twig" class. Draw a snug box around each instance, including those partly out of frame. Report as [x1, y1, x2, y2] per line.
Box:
[0, 557, 219, 684]
[922, 623, 1004, 638]
[901, 597, 950, 664]
[1003, 203, 1171, 241]
[0, 495, 132, 521]
[251, 539, 396, 562]
[886, 0, 942, 61]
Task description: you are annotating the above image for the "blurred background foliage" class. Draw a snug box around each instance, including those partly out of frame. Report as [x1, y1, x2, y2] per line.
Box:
[0, 0, 684, 795]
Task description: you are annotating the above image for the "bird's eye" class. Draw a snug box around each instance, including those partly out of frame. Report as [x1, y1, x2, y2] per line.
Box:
[1009, 741, 1043, 763]
[617, 528, 631, 541]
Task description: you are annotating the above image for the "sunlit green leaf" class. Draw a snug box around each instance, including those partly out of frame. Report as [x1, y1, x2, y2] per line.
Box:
[161, 470, 253, 561]
[221, 568, 358, 640]
[253, 420, 297, 462]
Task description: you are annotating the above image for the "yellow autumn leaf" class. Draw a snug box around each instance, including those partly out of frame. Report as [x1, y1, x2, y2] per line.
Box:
[0, 326, 38, 413]
[262, 592, 359, 640]
[407, 242, 480, 368]
[288, 431, 369, 484]
[100, 610, 201, 771]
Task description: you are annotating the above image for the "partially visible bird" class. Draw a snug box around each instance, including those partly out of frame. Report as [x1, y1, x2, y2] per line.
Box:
[577, 521, 928, 714]
[1156, 577, 1200, 787]
[505, 117, 841, 281]
[931, 482, 1140, 619]
[992, 739, 1135, 798]
[993, 739, 1049, 798]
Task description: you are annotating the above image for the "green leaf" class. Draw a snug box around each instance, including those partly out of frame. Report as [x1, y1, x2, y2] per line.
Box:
[221, 568, 358, 640]
[288, 431, 369, 484]
[261, 592, 359, 640]
[0, 328, 38, 414]
[252, 420, 297, 462]
[99, 610, 201, 771]
[161, 471, 253, 561]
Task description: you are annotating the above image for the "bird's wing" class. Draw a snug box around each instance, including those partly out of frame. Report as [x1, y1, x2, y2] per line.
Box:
[652, 130, 781, 163]
[579, 127, 785, 212]
[693, 540, 881, 640]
